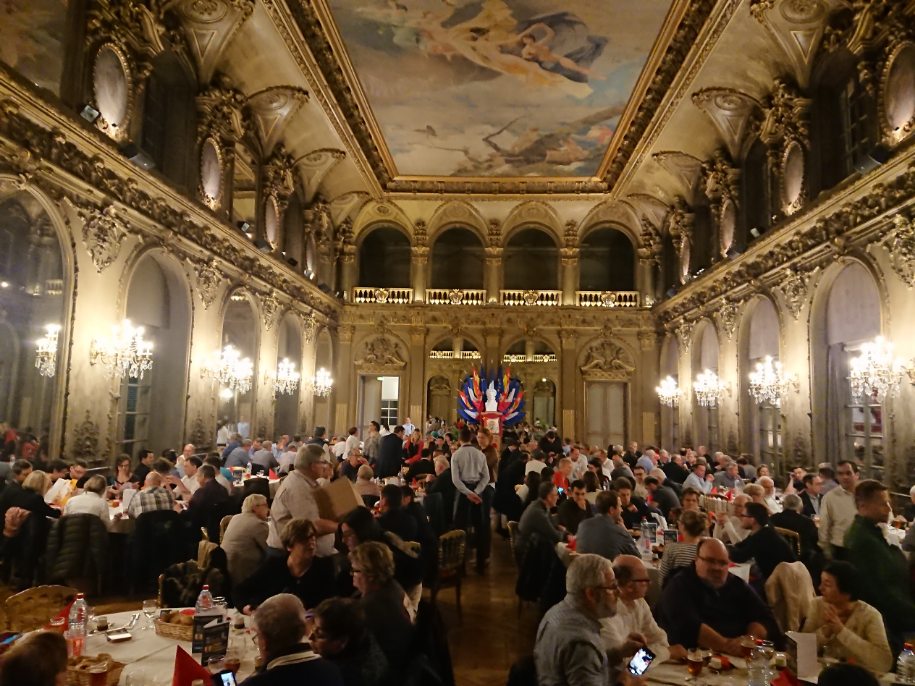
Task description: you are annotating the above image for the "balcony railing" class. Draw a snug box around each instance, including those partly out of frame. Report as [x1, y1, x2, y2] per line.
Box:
[352, 287, 413, 304]
[500, 290, 562, 307]
[428, 350, 482, 360]
[426, 288, 487, 306]
[576, 290, 640, 308]
[502, 353, 559, 363]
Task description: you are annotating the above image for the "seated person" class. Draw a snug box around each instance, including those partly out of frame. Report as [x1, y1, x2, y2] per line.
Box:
[180, 464, 229, 531]
[644, 474, 679, 520]
[770, 493, 819, 563]
[349, 541, 414, 669]
[339, 507, 424, 594]
[126, 472, 176, 519]
[377, 484, 418, 542]
[310, 597, 389, 686]
[655, 538, 782, 655]
[712, 494, 751, 544]
[403, 449, 435, 482]
[576, 491, 639, 561]
[221, 494, 269, 587]
[680, 487, 703, 514]
[68, 459, 90, 488]
[614, 477, 658, 530]
[817, 663, 880, 686]
[62, 474, 109, 525]
[515, 482, 564, 561]
[555, 479, 593, 535]
[338, 448, 365, 482]
[551, 457, 572, 492]
[801, 561, 892, 673]
[728, 502, 796, 584]
[7, 470, 62, 520]
[657, 509, 707, 586]
[236, 518, 337, 612]
[353, 464, 381, 499]
[602, 555, 677, 663]
[242, 593, 342, 686]
[0, 629, 68, 686]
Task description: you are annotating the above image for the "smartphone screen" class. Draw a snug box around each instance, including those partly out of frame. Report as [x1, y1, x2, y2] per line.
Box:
[213, 670, 237, 686]
[628, 647, 655, 675]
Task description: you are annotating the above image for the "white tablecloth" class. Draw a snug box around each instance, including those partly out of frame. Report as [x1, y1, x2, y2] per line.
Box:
[85, 610, 256, 685]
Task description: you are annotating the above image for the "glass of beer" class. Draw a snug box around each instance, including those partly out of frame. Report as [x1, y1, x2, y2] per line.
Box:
[686, 649, 704, 681]
[223, 648, 242, 674]
[88, 662, 108, 686]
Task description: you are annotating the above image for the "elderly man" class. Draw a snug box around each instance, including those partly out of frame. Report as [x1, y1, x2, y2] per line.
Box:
[180, 464, 229, 531]
[267, 444, 338, 557]
[226, 438, 253, 469]
[602, 555, 677, 664]
[338, 448, 365, 482]
[535, 554, 640, 686]
[576, 491, 639, 561]
[126, 472, 175, 518]
[819, 460, 859, 560]
[713, 462, 743, 490]
[844, 479, 915, 655]
[516, 481, 564, 562]
[251, 441, 278, 474]
[771, 493, 820, 565]
[655, 538, 781, 655]
[757, 476, 781, 513]
[712, 493, 751, 544]
[635, 449, 656, 476]
[241, 593, 342, 686]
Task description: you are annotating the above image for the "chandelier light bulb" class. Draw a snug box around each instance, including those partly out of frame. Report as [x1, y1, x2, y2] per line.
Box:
[313, 367, 334, 398]
[202, 344, 253, 394]
[655, 375, 681, 407]
[748, 355, 795, 407]
[90, 319, 154, 380]
[694, 369, 726, 408]
[848, 335, 907, 403]
[273, 358, 300, 396]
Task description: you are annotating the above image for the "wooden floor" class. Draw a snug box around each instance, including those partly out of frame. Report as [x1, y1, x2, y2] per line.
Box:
[0, 534, 537, 685]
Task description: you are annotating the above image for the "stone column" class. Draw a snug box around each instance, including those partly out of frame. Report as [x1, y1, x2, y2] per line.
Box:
[559, 331, 577, 439]
[339, 249, 356, 303]
[484, 248, 502, 304]
[637, 254, 656, 302]
[333, 325, 353, 433]
[560, 249, 579, 305]
[299, 315, 317, 435]
[409, 325, 426, 424]
[411, 249, 428, 303]
[675, 323, 695, 449]
[638, 331, 659, 445]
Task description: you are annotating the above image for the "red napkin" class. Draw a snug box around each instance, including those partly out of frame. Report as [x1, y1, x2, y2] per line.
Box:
[172, 646, 211, 686]
[54, 599, 75, 621]
[268, 469, 278, 479]
[771, 668, 801, 686]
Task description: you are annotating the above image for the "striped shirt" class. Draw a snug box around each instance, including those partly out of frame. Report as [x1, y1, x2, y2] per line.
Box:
[658, 541, 698, 586]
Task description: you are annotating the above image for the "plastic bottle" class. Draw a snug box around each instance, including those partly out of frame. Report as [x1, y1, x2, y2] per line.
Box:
[195, 585, 217, 616]
[897, 642, 915, 684]
[67, 593, 89, 638]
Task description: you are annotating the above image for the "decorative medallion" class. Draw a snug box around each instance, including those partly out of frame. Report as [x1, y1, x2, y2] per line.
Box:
[79, 205, 126, 272]
[193, 259, 223, 308]
[72, 410, 100, 460]
[199, 137, 224, 209]
[881, 42, 915, 144]
[92, 43, 132, 142]
[715, 300, 741, 341]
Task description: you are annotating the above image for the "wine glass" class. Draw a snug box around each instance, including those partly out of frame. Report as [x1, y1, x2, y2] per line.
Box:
[141, 599, 158, 630]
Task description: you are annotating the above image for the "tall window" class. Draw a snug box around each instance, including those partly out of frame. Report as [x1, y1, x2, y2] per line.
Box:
[840, 79, 872, 175]
[758, 402, 781, 471]
[843, 346, 883, 479]
[706, 406, 719, 453]
[118, 372, 151, 457]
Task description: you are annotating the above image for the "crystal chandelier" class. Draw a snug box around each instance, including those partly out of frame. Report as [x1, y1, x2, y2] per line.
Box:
[694, 369, 726, 408]
[655, 376, 681, 407]
[273, 358, 300, 396]
[34, 324, 61, 378]
[748, 356, 795, 407]
[202, 345, 253, 394]
[90, 319, 154, 380]
[848, 336, 907, 402]
[313, 367, 333, 398]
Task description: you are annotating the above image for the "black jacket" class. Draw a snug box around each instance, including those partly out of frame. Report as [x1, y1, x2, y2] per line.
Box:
[800, 491, 822, 518]
[729, 524, 796, 581]
[235, 554, 338, 611]
[661, 461, 690, 484]
[45, 514, 108, 585]
[650, 485, 680, 519]
[770, 510, 819, 561]
[376, 434, 404, 478]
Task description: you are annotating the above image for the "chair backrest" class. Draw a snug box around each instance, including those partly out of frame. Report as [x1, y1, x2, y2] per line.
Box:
[242, 478, 270, 500]
[773, 526, 802, 557]
[437, 530, 466, 575]
[764, 560, 814, 632]
[45, 514, 109, 587]
[4, 584, 80, 631]
[404, 540, 422, 556]
[507, 521, 519, 558]
[219, 514, 234, 542]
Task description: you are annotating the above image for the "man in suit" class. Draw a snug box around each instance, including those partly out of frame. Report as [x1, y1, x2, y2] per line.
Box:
[375, 425, 405, 478]
[800, 473, 823, 517]
[576, 490, 639, 561]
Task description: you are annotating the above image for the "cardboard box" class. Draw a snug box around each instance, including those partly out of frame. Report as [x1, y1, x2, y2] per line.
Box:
[785, 631, 817, 679]
[314, 477, 363, 521]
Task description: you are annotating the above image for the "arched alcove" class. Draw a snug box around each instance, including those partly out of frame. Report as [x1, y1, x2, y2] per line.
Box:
[741, 138, 770, 242]
[429, 227, 484, 289]
[123, 252, 191, 456]
[426, 375, 453, 425]
[503, 227, 558, 290]
[0, 193, 68, 444]
[283, 192, 305, 268]
[659, 336, 680, 449]
[140, 52, 196, 189]
[357, 226, 411, 288]
[531, 378, 556, 429]
[231, 143, 257, 229]
[814, 262, 884, 476]
[220, 291, 259, 437]
[739, 297, 781, 468]
[274, 314, 303, 435]
[313, 328, 334, 433]
[579, 227, 635, 291]
[691, 321, 720, 451]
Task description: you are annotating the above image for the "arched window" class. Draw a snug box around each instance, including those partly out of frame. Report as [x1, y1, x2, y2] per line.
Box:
[221, 293, 259, 437]
[141, 52, 196, 188]
[579, 227, 635, 291]
[503, 228, 558, 290]
[429, 227, 484, 289]
[741, 138, 770, 242]
[275, 315, 303, 436]
[358, 227, 411, 288]
[691, 322, 720, 451]
[659, 336, 679, 449]
[740, 298, 781, 470]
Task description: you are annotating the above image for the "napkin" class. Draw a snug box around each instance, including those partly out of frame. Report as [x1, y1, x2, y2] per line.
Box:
[172, 645, 211, 686]
[268, 469, 278, 479]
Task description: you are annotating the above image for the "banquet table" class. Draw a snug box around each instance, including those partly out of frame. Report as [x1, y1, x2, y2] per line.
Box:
[84, 610, 257, 685]
[643, 657, 900, 685]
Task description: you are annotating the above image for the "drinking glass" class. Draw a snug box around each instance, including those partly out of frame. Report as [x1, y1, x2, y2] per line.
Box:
[49, 616, 66, 634]
[88, 661, 109, 686]
[141, 599, 158, 630]
[223, 648, 242, 674]
[207, 656, 226, 674]
[685, 649, 704, 681]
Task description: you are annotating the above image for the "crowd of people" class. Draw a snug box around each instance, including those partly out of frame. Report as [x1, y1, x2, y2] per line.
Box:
[0, 421, 913, 686]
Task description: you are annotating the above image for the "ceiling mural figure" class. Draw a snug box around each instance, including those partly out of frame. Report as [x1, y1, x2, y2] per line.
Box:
[326, 0, 675, 177]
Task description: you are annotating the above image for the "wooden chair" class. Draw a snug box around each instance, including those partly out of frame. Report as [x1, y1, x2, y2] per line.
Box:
[4, 585, 79, 631]
[430, 530, 466, 624]
[404, 540, 422, 556]
[773, 526, 802, 558]
[506, 521, 520, 566]
[219, 515, 234, 543]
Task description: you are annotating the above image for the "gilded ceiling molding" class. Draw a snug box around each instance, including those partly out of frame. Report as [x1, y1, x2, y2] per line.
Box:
[623, 194, 670, 230]
[501, 201, 562, 245]
[749, 0, 833, 89]
[246, 86, 309, 158]
[665, 197, 695, 284]
[168, 0, 255, 86]
[772, 265, 818, 320]
[691, 88, 762, 161]
[638, 217, 664, 267]
[295, 148, 345, 203]
[759, 80, 812, 218]
[196, 77, 247, 144]
[651, 151, 704, 203]
[880, 214, 915, 288]
[328, 191, 370, 227]
[426, 200, 488, 245]
[701, 151, 741, 258]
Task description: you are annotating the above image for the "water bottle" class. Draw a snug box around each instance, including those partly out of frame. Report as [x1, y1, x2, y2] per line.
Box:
[195, 585, 217, 616]
[67, 593, 89, 638]
[897, 642, 915, 684]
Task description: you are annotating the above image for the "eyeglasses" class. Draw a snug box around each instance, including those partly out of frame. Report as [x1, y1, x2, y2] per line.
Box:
[627, 578, 651, 584]
[596, 584, 619, 593]
[697, 556, 729, 568]
[350, 567, 364, 575]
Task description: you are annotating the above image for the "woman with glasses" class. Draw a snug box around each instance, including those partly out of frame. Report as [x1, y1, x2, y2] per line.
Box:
[235, 518, 338, 613]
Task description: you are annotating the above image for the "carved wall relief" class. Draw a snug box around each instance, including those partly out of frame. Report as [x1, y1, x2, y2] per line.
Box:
[92, 43, 133, 142]
[78, 204, 127, 272]
[880, 41, 915, 145]
[355, 335, 407, 371]
[579, 338, 636, 381]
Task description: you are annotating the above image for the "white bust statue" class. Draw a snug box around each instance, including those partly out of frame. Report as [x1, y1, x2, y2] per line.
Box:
[484, 382, 498, 412]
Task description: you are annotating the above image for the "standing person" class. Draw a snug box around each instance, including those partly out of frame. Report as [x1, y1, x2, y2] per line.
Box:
[363, 421, 381, 464]
[344, 427, 360, 458]
[401, 417, 415, 436]
[819, 460, 859, 561]
[477, 427, 499, 483]
[450, 427, 492, 573]
[800, 474, 824, 517]
[376, 426, 405, 479]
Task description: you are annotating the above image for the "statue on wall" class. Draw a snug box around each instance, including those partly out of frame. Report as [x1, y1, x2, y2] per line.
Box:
[355, 336, 406, 368]
[580, 339, 635, 376]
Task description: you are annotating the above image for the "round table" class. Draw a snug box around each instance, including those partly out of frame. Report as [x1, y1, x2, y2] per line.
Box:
[83, 610, 257, 685]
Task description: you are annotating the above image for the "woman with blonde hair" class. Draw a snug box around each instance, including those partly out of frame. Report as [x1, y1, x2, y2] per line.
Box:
[657, 509, 708, 586]
[350, 541, 414, 668]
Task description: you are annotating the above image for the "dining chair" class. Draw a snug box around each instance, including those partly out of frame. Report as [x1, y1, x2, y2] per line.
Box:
[4, 584, 80, 631]
[430, 530, 466, 624]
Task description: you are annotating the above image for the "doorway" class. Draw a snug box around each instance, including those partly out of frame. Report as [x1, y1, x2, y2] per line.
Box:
[358, 375, 400, 433]
[584, 381, 627, 449]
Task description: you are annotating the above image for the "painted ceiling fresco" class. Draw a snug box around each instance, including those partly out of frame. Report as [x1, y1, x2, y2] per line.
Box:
[326, 0, 675, 178]
[0, 0, 69, 96]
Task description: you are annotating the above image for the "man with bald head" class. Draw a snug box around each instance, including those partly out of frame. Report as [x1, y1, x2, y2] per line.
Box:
[126, 472, 175, 518]
[602, 555, 677, 664]
[655, 538, 782, 655]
